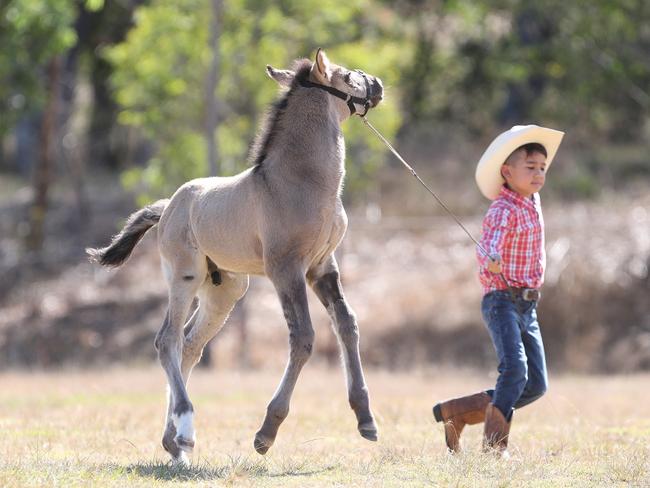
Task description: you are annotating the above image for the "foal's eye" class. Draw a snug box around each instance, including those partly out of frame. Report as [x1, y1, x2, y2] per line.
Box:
[343, 73, 352, 84]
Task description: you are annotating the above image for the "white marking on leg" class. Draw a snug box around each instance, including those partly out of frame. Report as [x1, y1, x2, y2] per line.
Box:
[172, 411, 196, 444]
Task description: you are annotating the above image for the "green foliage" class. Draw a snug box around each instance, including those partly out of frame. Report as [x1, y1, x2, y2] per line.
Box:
[2, 0, 648, 201]
[107, 0, 402, 201]
[108, 0, 209, 201]
[331, 42, 403, 198]
[85, 0, 105, 11]
[0, 0, 77, 136]
[394, 0, 650, 142]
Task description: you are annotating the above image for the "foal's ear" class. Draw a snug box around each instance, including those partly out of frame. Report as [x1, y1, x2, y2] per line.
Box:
[266, 65, 294, 87]
[311, 48, 331, 82]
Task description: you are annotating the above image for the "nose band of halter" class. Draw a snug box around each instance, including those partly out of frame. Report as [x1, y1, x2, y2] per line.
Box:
[298, 70, 373, 117]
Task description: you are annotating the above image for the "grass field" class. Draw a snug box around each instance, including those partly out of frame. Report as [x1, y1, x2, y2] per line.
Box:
[0, 366, 648, 487]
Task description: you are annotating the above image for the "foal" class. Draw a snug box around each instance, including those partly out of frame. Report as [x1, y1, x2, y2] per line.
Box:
[88, 49, 384, 462]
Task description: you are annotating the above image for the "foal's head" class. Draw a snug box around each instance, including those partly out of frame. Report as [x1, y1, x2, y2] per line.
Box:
[267, 49, 384, 120]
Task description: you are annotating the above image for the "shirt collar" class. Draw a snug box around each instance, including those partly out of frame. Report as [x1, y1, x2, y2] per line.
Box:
[498, 184, 537, 210]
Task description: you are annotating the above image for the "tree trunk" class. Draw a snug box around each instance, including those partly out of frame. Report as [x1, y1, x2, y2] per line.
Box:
[59, 40, 90, 226]
[26, 56, 62, 251]
[204, 0, 222, 177]
[88, 56, 120, 169]
[198, 1, 225, 368]
[394, 16, 437, 149]
[82, 0, 148, 170]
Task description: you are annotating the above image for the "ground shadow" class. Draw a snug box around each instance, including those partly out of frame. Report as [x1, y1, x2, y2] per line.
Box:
[124, 461, 230, 482]
[120, 457, 338, 482]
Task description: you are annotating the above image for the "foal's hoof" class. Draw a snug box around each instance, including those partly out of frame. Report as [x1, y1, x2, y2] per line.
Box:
[253, 432, 274, 455]
[171, 451, 190, 467]
[175, 436, 195, 453]
[358, 421, 378, 442]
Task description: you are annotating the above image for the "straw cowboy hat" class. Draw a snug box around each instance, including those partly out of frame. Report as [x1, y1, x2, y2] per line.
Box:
[475, 125, 565, 200]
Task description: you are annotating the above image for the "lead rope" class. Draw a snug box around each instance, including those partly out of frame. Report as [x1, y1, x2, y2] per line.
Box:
[361, 116, 511, 290]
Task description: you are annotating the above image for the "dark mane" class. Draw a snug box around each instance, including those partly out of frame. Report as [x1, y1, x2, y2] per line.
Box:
[249, 59, 313, 169]
[290, 58, 313, 86]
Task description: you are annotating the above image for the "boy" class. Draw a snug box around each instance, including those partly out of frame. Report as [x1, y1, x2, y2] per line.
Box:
[432, 125, 564, 457]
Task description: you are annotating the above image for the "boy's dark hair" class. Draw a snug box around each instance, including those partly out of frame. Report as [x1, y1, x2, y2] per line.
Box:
[519, 142, 547, 157]
[505, 142, 547, 165]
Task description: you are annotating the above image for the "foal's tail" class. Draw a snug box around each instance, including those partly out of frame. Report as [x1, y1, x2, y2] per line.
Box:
[86, 199, 170, 267]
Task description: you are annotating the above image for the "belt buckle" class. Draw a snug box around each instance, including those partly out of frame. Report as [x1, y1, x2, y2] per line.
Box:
[522, 289, 540, 301]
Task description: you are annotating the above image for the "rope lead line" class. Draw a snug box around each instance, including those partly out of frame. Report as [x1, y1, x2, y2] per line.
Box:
[362, 117, 488, 256]
[361, 116, 511, 288]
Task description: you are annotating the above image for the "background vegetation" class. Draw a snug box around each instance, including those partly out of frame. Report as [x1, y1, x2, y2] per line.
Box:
[0, 0, 648, 373]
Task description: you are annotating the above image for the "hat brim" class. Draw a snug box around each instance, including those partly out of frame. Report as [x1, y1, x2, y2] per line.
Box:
[475, 125, 565, 200]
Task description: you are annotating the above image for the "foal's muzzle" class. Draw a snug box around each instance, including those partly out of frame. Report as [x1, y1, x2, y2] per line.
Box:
[370, 78, 384, 108]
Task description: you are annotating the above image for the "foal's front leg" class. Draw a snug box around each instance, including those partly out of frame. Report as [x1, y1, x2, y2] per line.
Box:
[308, 257, 378, 442]
[254, 262, 315, 455]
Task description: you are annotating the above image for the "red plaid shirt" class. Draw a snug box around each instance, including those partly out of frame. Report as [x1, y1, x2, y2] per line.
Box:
[477, 185, 546, 295]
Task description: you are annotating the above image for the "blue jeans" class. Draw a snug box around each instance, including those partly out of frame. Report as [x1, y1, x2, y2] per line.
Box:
[481, 290, 548, 420]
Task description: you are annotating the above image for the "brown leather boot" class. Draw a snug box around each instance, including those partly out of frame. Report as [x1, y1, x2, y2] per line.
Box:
[483, 403, 511, 458]
[433, 392, 491, 452]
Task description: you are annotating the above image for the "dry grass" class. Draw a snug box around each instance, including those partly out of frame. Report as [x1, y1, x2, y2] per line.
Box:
[0, 367, 648, 487]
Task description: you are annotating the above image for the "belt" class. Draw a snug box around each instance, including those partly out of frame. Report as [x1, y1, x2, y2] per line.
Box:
[509, 287, 541, 302]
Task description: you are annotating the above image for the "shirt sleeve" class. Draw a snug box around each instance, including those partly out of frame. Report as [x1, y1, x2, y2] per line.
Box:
[477, 205, 512, 272]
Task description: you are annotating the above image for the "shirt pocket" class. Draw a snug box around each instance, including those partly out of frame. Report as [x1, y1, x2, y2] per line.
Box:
[516, 218, 540, 249]
[516, 219, 538, 236]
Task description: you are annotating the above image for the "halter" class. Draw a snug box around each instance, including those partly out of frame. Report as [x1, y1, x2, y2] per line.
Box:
[298, 69, 373, 116]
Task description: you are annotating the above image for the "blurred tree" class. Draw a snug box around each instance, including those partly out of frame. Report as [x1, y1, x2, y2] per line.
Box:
[59, 0, 147, 226]
[2, 0, 649, 210]
[204, 0, 222, 177]
[108, 0, 402, 203]
[0, 0, 147, 249]
[0, 1, 76, 249]
[0, 1, 76, 140]
[73, 0, 149, 170]
[390, 0, 650, 143]
[27, 56, 62, 251]
[538, 0, 650, 142]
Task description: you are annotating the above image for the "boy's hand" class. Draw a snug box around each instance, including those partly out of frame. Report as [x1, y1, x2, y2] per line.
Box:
[487, 254, 502, 274]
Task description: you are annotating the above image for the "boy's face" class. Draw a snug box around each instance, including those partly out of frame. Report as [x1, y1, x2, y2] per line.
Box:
[501, 149, 547, 198]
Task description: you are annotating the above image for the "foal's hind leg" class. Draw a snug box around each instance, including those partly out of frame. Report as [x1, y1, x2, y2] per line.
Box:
[159, 307, 197, 461]
[254, 259, 314, 454]
[308, 256, 378, 442]
[155, 255, 206, 460]
[161, 273, 249, 458]
[183, 273, 249, 374]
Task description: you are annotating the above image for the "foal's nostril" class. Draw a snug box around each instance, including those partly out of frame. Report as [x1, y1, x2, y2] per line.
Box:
[370, 78, 384, 107]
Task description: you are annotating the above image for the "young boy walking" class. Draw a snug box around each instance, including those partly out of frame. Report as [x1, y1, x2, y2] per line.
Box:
[433, 125, 564, 456]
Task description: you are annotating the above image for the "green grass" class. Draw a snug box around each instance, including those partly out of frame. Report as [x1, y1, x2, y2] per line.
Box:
[0, 367, 648, 487]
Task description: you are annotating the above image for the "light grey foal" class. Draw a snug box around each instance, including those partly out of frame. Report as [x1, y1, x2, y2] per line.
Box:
[87, 49, 383, 462]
